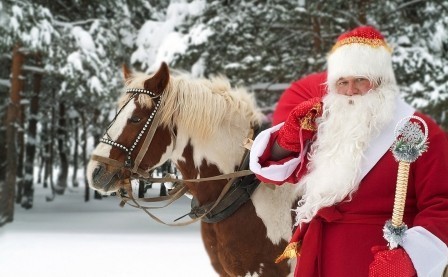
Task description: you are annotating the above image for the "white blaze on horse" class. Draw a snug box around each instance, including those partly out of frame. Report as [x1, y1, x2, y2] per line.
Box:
[87, 62, 298, 276]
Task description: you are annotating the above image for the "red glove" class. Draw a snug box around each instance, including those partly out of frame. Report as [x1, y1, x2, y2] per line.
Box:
[369, 246, 417, 277]
[277, 97, 322, 152]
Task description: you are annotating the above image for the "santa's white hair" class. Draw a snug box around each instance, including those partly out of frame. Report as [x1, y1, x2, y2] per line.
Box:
[293, 81, 398, 225]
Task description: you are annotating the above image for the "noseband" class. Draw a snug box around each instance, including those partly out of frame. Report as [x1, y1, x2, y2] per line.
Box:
[95, 88, 164, 176]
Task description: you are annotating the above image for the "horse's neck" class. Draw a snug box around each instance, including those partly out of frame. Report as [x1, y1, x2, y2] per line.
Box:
[173, 125, 247, 169]
[175, 159, 229, 205]
[172, 131, 245, 205]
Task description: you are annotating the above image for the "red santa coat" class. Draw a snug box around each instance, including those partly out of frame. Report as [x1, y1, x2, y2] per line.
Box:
[250, 111, 448, 276]
[294, 112, 448, 276]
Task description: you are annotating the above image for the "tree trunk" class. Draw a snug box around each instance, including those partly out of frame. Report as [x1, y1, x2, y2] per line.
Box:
[72, 117, 79, 187]
[55, 101, 68, 195]
[42, 123, 50, 189]
[311, 8, 322, 54]
[80, 111, 90, 202]
[92, 109, 102, 200]
[45, 90, 56, 201]
[37, 144, 43, 184]
[0, 56, 11, 186]
[0, 112, 7, 187]
[357, 0, 370, 24]
[0, 45, 24, 226]
[21, 57, 42, 209]
[15, 98, 26, 204]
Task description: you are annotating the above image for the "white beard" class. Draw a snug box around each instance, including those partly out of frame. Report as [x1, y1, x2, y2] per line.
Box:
[293, 84, 398, 225]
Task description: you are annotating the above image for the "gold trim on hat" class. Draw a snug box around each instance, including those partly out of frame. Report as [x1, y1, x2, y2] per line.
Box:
[330, 37, 392, 53]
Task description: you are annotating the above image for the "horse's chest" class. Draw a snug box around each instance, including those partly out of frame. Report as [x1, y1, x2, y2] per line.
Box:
[251, 183, 298, 244]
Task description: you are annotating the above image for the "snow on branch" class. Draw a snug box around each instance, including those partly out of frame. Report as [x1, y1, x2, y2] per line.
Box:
[0, 79, 11, 88]
[23, 65, 45, 74]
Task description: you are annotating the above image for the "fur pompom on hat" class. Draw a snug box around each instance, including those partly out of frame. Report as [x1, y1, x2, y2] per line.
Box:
[327, 26, 396, 91]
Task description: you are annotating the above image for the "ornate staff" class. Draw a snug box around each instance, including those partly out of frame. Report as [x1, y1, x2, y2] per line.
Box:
[383, 115, 428, 249]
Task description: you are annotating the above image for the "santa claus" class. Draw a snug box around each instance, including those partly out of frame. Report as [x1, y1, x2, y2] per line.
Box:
[250, 26, 448, 276]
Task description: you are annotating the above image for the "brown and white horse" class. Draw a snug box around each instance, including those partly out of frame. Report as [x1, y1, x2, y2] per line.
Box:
[87, 63, 298, 276]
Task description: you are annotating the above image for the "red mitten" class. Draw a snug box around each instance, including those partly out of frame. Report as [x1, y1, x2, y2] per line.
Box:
[277, 97, 322, 152]
[369, 246, 417, 277]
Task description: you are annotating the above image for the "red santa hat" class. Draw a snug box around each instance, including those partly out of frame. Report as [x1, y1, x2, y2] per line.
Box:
[327, 26, 396, 91]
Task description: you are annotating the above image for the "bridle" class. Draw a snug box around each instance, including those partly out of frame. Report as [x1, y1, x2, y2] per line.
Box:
[91, 86, 258, 226]
[116, 126, 260, 227]
[93, 88, 164, 176]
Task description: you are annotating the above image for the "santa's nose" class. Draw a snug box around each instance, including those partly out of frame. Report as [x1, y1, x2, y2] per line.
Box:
[346, 82, 360, 96]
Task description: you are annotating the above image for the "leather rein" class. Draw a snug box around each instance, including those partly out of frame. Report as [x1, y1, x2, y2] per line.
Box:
[91, 87, 258, 226]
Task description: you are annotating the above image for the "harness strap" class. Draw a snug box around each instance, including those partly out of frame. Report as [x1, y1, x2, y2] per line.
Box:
[120, 184, 189, 209]
[92, 152, 254, 213]
[93, 122, 260, 226]
[190, 174, 259, 223]
[92, 155, 253, 183]
[91, 154, 124, 168]
[132, 99, 165, 173]
[187, 125, 262, 223]
[117, 126, 260, 225]
[120, 174, 238, 226]
[91, 155, 149, 177]
[121, 169, 253, 207]
[143, 169, 253, 183]
[126, 182, 187, 203]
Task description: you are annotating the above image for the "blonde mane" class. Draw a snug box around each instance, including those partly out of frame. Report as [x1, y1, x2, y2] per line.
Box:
[119, 71, 263, 140]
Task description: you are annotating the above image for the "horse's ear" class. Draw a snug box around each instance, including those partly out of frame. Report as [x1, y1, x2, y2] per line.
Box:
[122, 64, 132, 81]
[144, 62, 170, 95]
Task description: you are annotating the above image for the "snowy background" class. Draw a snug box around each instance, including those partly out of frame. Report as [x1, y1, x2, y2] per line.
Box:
[1, 1, 447, 276]
[0, 184, 216, 277]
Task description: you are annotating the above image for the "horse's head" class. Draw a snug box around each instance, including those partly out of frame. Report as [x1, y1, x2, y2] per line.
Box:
[87, 62, 174, 193]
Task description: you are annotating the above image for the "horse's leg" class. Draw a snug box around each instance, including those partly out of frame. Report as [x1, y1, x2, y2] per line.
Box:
[201, 222, 230, 277]
[211, 201, 291, 277]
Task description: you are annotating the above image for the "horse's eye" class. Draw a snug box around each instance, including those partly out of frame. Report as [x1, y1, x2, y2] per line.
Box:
[129, 116, 141, 123]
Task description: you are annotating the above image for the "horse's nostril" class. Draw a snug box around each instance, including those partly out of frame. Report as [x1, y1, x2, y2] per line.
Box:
[90, 163, 122, 192]
[92, 165, 103, 177]
[103, 171, 122, 192]
[92, 164, 104, 180]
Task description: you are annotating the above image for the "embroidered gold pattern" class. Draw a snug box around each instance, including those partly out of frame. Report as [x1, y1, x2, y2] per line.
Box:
[275, 241, 302, 263]
[331, 37, 392, 53]
[300, 103, 322, 131]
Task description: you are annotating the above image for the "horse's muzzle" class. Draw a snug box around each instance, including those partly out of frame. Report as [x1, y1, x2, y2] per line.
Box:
[90, 163, 122, 193]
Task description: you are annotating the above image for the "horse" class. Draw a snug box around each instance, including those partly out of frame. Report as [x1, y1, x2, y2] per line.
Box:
[87, 62, 298, 276]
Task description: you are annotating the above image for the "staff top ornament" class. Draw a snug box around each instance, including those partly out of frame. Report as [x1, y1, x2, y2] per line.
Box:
[383, 115, 429, 249]
[391, 115, 429, 163]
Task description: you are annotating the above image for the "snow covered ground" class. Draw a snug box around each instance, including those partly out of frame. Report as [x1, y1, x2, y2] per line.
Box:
[0, 185, 216, 277]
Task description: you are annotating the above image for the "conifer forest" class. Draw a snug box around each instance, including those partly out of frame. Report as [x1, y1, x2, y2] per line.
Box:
[0, 0, 447, 226]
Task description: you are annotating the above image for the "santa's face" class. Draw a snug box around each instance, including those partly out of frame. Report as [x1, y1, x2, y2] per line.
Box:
[293, 82, 398, 225]
[335, 76, 376, 96]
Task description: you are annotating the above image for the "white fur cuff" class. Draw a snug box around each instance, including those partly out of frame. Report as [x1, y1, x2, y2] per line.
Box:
[401, 226, 448, 277]
[249, 123, 301, 182]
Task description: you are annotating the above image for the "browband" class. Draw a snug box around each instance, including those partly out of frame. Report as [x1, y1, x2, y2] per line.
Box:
[126, 88, 159, 98]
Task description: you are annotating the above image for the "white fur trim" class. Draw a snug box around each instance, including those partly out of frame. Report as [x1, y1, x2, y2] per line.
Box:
[249, 123, 302, 182]
[359, 97, 415, 179]
[401, 226, 448, 277]
[327, 44, 396, 91]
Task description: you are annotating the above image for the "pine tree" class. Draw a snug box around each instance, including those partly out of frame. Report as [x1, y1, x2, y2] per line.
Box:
[0, 0, 155, 215]
[172, 0, 447, 128]
[375, 0, 448, 129]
